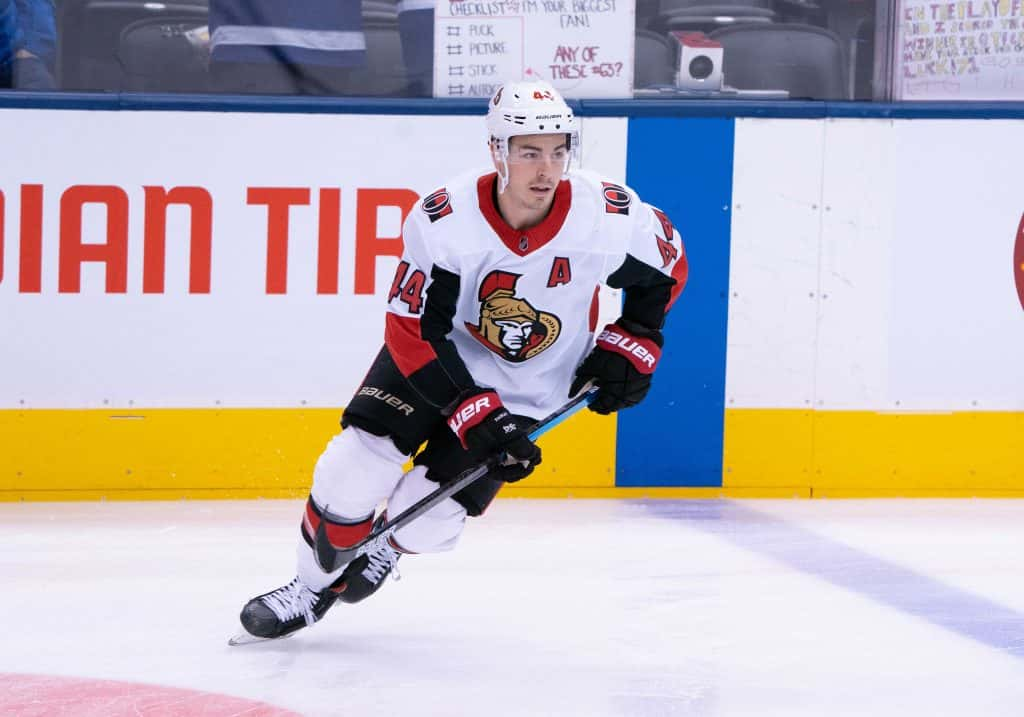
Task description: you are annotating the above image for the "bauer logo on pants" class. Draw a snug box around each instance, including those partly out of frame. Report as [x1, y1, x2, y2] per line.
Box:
[357, 386, 415, 416]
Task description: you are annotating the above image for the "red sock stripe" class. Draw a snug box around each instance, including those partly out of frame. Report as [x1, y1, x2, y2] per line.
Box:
[302, 499, 373, 548]
[301, 500, 319, 540]
[325, 517, 373, 548]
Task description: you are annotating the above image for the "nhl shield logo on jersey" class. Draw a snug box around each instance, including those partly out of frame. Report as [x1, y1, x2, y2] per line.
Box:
[466, 270, 561, 362]
[422, 188, 453, 223]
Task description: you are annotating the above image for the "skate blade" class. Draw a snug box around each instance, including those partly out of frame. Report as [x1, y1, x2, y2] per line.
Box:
[228, 631, 295, 647]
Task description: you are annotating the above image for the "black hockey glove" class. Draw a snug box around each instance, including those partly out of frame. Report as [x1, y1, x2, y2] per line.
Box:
[446, 388, 542, 482]
[569, 319, 663, 415]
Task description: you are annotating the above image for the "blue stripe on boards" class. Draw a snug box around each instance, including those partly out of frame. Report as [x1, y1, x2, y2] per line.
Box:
[619, 118, 734, 487]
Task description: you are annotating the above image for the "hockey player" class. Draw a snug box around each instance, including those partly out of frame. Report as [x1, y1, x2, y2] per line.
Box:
[236, 79, 689, 641]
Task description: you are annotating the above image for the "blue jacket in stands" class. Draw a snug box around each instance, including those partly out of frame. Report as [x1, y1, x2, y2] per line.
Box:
[209, 0, 367, 68]
[0, 0, 55, 69]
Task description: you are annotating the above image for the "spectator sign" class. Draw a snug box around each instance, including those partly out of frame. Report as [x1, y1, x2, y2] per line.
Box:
[433, 0, 635, 98]
[894, 0, 1024, 99]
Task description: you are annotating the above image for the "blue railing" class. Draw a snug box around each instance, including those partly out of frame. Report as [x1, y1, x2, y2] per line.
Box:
[3, 91, 1024, 119]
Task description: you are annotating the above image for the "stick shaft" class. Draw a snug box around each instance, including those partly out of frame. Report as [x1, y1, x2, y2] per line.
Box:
[314, 386, 596, 571]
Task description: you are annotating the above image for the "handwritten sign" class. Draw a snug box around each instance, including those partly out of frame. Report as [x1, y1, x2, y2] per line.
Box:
[894, 0, 1024, 99]
[434, 0, 634, 98]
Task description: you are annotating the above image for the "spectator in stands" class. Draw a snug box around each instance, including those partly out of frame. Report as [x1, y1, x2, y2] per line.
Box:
[207, 1, 366, 95]
[397, 0, 433, 96]
[0, 0, 56, 89]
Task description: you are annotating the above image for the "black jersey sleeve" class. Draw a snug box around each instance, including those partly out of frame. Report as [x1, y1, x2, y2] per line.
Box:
[605, 202, 689, 331]
[606, 254, 678, 331]
[383, 216, 477, 410]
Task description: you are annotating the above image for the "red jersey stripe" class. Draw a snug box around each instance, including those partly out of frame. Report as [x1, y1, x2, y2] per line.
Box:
[385, 313, 438, 377]
[667, 246, 689, 310]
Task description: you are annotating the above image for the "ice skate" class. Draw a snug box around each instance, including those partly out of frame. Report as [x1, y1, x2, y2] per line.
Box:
[333, 516, 403, 605]
[231, 577, 337, 645]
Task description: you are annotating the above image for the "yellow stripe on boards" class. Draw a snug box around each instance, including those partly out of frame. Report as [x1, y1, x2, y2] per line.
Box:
[723, 408, 1024, 497]
[0, 407, 616, 501]
[8, 406, 1019, 501]
[1, 409, 342, 498]
[504, 486, 810, 499]
[722, 408, 814, 494]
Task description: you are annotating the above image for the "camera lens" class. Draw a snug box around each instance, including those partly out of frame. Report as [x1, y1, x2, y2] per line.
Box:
[689, 55, 714, 80]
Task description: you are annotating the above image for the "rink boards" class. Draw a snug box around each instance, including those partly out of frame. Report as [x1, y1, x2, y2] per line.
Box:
[1, 107, 1022, 499]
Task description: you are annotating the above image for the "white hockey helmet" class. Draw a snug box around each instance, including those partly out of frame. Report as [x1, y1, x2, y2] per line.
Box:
[486, 80, 580, 191]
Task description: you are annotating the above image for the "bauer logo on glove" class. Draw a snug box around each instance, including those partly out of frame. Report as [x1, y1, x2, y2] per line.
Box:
[570, 319, 664, 415]
[594, 327, 661, 373]
[447, 392, 498, 439]
[445, 389, 541, 480]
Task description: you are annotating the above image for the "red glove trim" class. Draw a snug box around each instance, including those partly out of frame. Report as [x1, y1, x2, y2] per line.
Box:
[595, 324, 661, 375]
[447, 390, 502, 448]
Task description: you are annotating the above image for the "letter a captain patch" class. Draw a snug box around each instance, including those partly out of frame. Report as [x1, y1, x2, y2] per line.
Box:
[547, 257, 572, 287]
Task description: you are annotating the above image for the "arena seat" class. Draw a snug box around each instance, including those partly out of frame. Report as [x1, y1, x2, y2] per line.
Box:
[709, 22, 847, 99]
[634, 29, 677, 90]
[117, 17, 209, 93]
[57, 0, 208, 90]
[654, 5, 777, 35]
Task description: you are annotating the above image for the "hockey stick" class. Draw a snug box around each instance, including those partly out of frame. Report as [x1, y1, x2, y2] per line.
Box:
[314, 384, 598, 573]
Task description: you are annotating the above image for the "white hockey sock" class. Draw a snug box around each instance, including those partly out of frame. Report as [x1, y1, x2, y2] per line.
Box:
[297, 427, 407, 590]
[389, 465, 468, 554]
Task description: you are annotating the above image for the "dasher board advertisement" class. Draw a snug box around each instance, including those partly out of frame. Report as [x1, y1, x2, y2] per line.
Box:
[0, 109, 627, 409]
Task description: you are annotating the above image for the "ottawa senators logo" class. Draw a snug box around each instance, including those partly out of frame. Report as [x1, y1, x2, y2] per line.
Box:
[602, 182, 631, 215]
[465, 270, 561, 362]
[422, 188, 453, 223]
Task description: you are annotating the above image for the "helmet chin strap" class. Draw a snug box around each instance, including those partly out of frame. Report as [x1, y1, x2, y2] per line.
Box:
[492, 140, 511, 194]
[498, 158, 511, 194]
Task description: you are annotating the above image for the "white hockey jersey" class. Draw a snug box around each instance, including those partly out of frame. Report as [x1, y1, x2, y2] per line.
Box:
[383, 168, 688, 420]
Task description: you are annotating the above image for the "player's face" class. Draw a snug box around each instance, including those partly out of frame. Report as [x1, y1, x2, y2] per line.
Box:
[496, 134, 568, 213]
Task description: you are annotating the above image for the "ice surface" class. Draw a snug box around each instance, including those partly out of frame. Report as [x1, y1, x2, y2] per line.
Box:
[2, 498, 1023, 716]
